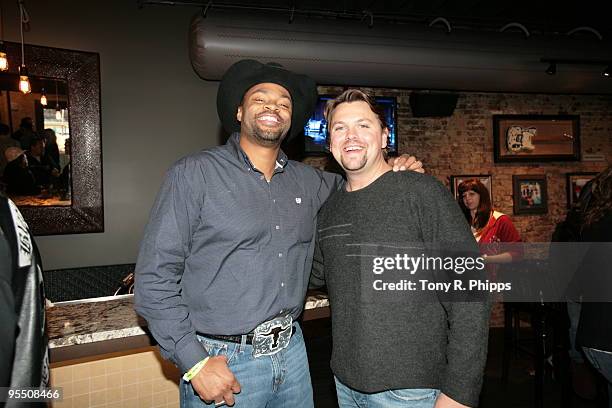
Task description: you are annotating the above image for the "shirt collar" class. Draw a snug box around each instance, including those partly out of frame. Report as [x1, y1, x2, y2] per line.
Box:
[227, 132, 289, 171]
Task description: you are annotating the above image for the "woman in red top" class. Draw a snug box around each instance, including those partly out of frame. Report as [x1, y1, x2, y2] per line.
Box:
[457, 178, 522, 263]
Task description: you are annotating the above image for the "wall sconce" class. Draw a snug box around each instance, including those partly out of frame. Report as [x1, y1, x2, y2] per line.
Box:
[541, 58, 612, 78]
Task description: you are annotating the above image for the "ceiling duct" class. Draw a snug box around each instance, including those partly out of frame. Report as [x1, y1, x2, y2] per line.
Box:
[189, 11, 612, 94]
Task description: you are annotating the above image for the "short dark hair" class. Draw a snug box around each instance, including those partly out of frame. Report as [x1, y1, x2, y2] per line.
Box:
[30, 136, 45, 147]
[324, 89, 388, 134]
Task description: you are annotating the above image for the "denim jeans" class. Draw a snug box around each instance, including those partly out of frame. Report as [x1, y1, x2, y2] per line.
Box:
[335, 376, 440, 408]
[180, 323, 313, 408]
[583, 347, 612, 408]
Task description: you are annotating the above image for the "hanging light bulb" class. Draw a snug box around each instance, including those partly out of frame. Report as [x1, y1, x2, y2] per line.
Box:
[0, 47, 7, 71]
[0, 4, 8, 71]
[40, 87, 48, 106]
[19, 65, 31, 94]
[17, 0, 30, 94]
[55, 80, 61, 120]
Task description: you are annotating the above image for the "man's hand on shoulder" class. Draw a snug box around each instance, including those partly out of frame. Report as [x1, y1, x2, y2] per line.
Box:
[434, 392, 471, 408]
[190, 355, 241, 406]
[389, 154, 424, 173]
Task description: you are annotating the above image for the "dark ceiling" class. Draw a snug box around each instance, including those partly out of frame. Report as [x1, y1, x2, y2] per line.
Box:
[140, 0, 612, 38]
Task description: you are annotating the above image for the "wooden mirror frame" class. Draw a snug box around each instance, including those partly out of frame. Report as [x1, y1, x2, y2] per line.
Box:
[3, 41, 103, 235]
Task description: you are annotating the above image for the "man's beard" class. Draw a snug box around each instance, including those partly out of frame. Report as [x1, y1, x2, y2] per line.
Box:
[340, 151, 368, 172]
[249, 124, 289, 147]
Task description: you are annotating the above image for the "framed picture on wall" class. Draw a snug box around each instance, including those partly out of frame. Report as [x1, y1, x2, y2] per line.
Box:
[493, 115, 580, 162]
[449, 175, 493, 202]
[512, 175, 548, 215]
[566, 172, 598, 208]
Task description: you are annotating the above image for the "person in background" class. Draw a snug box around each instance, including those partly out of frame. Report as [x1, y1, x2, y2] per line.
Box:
[43, 129, 60, 168]
[552, 179, 599, 400]
[2, 147, 39, 196]
[0, 123, 19, 177]
[11, 117, 36, 151]
[456, 179, 522, 264]
[0, 193, 49, 407]
[58, 138, 71, 199]
[26, 137, 60, 189]
[575, 165, 612, 408]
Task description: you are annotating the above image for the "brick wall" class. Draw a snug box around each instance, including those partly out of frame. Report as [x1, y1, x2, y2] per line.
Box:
[306, 86, 612, 243]
[305, 88, 611, 326]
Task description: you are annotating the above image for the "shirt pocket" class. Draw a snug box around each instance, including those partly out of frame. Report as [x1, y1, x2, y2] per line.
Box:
[281, 196, 316, 244]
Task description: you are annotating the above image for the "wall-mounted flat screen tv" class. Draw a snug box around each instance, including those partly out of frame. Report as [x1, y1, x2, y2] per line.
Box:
[303, 95, 398, 156]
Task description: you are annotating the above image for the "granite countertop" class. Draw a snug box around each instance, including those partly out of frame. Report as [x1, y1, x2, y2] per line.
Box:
[47, 293, 329, 349]
[46, 294, 146, 349]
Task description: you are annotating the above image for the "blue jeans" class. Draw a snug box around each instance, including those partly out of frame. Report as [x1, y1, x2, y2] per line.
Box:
[335, 376, 440, 408]
[180, 323, 313, 408]
[583, 347, 612, 408]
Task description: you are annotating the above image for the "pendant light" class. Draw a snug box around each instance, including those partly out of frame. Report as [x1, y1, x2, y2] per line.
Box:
[0, 48, 7, 71]
[0, 5, 8, 71]
[55, 80, 62, 120]
[40, 87, 47, 106]
[18, 0, 31, 94]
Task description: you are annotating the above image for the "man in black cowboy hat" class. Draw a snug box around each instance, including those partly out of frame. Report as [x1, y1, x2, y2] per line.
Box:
[135, 59, 422, 408]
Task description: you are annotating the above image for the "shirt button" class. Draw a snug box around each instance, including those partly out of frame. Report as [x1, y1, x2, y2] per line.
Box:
[278, 253, 283, 258]
[275, 225, 280, 230]
[273, 199, 276, 203]
[281, 282, 285, 287]
[260, 175, 264, 180]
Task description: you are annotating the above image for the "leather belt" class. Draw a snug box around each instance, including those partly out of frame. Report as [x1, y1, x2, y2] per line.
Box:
[200, 326, 296, 345]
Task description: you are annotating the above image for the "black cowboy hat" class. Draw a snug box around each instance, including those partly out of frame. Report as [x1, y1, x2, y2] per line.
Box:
[217, 59, 318, 140]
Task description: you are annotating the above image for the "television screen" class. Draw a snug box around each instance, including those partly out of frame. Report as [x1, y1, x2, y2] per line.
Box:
[303, 95, 398, 156]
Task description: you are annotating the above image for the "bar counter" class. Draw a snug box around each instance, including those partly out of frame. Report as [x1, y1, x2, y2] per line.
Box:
[46, 292, 329, 408]
[47, 292, 330, 362]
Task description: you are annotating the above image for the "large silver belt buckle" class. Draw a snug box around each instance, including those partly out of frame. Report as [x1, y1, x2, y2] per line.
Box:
[251, 315, 293, 358]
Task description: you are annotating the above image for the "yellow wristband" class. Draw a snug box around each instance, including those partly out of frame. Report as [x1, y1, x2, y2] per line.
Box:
[182, 357, 210, 382]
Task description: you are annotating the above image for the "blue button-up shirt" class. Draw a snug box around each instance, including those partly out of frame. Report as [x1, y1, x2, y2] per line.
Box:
[134, 133, 340, 372]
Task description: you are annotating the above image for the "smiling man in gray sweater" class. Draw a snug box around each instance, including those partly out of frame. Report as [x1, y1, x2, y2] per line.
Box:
[311, 90, 490, 408]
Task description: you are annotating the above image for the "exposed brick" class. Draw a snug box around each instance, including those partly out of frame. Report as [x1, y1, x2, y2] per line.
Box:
[308, 88, 611, 326]
[311, 86, 611, 244]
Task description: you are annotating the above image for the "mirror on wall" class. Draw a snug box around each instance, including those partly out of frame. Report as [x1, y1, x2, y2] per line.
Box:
[0, 42, 103, 235]
[0, 76, 71, 206]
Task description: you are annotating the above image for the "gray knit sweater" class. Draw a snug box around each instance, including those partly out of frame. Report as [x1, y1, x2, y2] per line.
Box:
[311, 171, 490, 407]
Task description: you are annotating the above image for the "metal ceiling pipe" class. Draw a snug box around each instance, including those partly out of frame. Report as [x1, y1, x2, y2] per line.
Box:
[189, 10, 612, 94]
